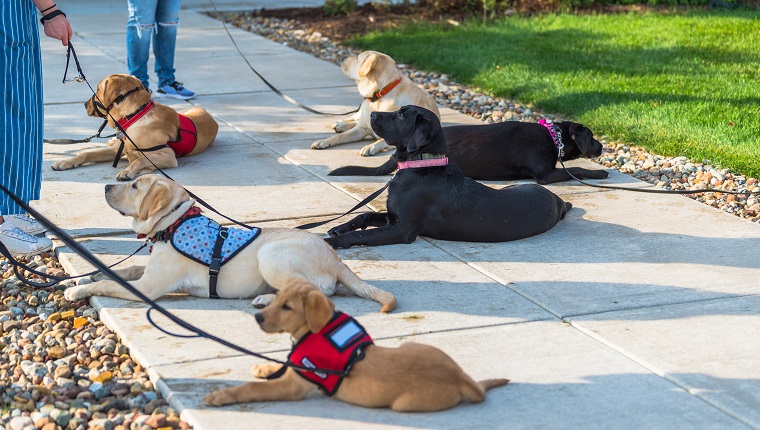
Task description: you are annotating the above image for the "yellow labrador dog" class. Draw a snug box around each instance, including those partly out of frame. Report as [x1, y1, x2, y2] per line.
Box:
[204, 281, 508, 412]
[51, 74, 218, 181]
[63, 175, 397, 313]
[311, 51, 440, 156]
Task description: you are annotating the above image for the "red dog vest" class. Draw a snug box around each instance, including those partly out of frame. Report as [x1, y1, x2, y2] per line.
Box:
[167, 113, 198, 157]
[271, 312, 373, 395]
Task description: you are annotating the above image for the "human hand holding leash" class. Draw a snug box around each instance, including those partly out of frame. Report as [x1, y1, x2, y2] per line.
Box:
[34, 1, 72, 45]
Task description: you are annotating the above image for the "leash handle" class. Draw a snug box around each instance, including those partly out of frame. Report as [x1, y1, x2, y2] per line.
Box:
[296, 181, 391, 230]
[63, 42, 85, 84]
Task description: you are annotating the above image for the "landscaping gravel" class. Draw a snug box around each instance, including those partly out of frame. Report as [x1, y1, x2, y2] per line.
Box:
[226, 14, 760, 223]
[0, 254, 192, 430]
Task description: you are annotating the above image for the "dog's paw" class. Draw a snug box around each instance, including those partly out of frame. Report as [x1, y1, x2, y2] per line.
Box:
[116, 170, 134, 181]
[327, 222, 361, 237]
[591, 170, 610, 179]
[204, 388, 237, 407]
[51, 159, 78, 171]
[64, 284, 92, 301]
[251, 294, 276, 309]
[360, 142, 390, 157]
[311, 139, 331, 150]
[323, 235, 346, 249]
[333, 120, 354, 134]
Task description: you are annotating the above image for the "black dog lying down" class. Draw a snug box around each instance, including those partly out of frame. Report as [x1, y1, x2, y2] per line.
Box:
[325, 106, 572, 249]
[329, 117, 608, 184]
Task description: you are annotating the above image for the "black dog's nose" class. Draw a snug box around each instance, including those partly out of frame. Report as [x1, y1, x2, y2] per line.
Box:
[105, 184, 114, 193]
[83, 100, 88, 108]
[255, 313, 264, 324]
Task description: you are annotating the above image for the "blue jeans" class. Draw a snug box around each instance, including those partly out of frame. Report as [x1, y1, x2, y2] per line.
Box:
[127, 0, 181, 90]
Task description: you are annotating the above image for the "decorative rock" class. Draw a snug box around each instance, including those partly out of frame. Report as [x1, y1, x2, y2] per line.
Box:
[72, 317, 87, 329]
[47, 345, 67, 359]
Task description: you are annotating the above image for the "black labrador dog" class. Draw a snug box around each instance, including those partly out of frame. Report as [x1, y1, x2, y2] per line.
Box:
[325, 106, 572, 249]
[329, 118, 608, 184]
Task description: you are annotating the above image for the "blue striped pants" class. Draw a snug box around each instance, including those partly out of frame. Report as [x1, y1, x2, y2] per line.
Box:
[0, 0, 43, 216]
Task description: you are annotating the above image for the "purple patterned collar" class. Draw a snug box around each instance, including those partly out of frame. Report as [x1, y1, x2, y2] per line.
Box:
[538, 119, 565, 158]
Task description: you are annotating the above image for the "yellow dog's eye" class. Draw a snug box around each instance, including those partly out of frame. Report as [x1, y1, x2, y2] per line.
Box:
[282, 303, 291, 311]
[131, 183, 137, 189]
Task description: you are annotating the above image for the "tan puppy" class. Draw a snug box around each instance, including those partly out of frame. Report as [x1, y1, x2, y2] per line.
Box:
[311, 51, 440, 156]
[63, 175, 396, 312]
[204, 281, 508, 412]
[51, 74, 219, 181]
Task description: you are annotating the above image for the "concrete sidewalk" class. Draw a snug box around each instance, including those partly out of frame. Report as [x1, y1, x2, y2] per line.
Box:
[37, 1, 760, 428]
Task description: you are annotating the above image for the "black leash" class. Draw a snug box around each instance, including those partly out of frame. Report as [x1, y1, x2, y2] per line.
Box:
[0, 239, 148, 288]
[0, 184, 350, 377]
[558, 157, 760, 196]
[296, 180, 391, 230]
[44, 119, 118, 145]
[207, 0, 360, 116]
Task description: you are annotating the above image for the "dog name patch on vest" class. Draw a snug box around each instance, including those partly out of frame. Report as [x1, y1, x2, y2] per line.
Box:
[329, 320, 364, 350]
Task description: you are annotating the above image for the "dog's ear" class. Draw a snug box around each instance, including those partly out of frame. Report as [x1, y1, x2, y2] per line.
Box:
[358, 53, 378, 78]
[138, 183, 172, 221]
[303, 290, 335, 333]
[569, 124, 593, 154]
[406, 114, 433, 154]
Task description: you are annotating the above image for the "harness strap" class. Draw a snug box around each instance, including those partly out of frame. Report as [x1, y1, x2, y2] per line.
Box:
[208, 227, 228, 299]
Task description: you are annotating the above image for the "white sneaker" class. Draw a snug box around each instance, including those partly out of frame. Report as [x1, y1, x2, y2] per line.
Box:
[0, 222, 53, 257]
[3, 214, 47, 235]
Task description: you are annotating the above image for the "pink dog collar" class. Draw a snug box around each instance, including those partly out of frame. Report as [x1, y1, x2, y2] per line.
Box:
[538, 118, 565, 157]
[397, 157, 449, 170]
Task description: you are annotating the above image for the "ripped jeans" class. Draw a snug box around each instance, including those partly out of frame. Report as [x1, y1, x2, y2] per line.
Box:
[126, 0, 181, 90]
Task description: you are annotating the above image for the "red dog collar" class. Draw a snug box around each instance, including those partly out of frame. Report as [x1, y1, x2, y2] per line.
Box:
[397, 156, 449, 170]
[117, 101, 155, 130]
[368, 77, 402, 102]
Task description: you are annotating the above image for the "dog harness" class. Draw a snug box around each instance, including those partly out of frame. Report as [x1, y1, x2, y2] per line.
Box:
[142, 206, 261, 298]
[368, 76, 403, 102]
[112, 102, 199, 166]
[397, 153, 449, 170]
[267, 311, 373, 395]
[538, 119, 565, 157]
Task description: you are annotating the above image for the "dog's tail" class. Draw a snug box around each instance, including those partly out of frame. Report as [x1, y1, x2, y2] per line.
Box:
[480, 378, 510, 391]
[329, 156, 397, 176]
[560, 200, 573, 220]
[460, 378, 509, 404]
[337, 263, 397, 313]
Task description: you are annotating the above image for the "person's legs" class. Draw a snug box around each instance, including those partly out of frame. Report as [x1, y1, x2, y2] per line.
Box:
[153, 0, 180, 88]
[0, 0, 53, 256]
[127, 0, 160, 90]
[153, 0, 195, 99]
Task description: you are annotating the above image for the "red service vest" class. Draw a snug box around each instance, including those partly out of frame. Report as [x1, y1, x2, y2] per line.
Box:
[166, 113, 198, 157]
[282, 312, 373, 395]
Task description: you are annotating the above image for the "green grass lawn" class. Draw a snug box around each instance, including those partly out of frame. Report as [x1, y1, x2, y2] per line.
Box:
[351, 11, 760, 178]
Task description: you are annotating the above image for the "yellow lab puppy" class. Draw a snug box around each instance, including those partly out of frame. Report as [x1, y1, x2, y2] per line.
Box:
[204, 280, 508, 412]
[51, 74, 218, 181]
[63, 175, 396, 313]
[312, 51, 441, 156]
